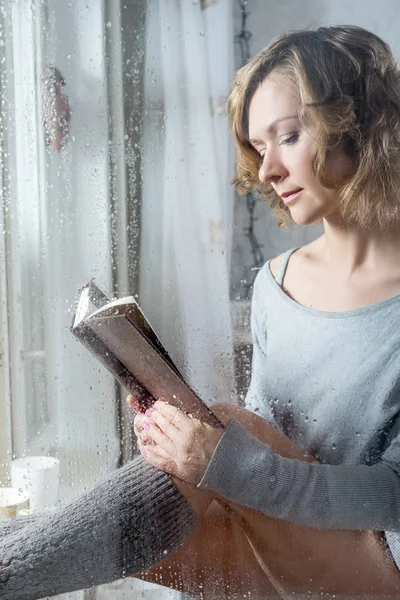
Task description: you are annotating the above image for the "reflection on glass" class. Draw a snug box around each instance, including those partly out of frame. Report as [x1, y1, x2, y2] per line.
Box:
[0, 1, 400, 599]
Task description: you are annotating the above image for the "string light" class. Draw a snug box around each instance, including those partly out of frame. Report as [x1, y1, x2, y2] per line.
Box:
[235, 0, 264, 299]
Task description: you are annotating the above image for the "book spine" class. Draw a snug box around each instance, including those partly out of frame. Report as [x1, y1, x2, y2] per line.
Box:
[88, 316, 224, 429]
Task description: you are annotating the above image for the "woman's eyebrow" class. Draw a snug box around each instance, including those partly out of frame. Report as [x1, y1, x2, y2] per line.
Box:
[249, 115, 299, 144]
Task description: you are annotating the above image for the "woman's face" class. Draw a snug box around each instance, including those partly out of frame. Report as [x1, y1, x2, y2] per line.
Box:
[247, 72, 354, 226]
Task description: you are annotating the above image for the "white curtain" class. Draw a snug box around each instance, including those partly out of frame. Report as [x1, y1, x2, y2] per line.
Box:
[140, 0, 236, 406]
[3, 0, 120, 488]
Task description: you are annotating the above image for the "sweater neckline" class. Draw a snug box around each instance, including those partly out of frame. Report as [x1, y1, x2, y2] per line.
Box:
[265, 253, 400, 319]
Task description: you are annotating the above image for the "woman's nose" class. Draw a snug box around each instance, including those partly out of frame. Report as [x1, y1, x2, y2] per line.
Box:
[258, 151, 286, 184]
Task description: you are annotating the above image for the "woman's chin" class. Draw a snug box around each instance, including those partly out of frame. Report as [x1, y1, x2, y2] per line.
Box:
[289, 209, 322, 227]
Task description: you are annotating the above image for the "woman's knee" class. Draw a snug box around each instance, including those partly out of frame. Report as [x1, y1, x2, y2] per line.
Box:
[211, 402, 273, 435]
[211, 402, 315, 462]
[210, 402, 251, 425]
[170, 476, 215, 520]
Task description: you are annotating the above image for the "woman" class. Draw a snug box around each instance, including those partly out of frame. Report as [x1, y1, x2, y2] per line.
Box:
[2, 24, 400, 600]
[135, 24, 400, 598]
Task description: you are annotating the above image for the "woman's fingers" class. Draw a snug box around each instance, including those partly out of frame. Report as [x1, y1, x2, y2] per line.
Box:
[126, 394, 142, 414]
[135, 412, 175, 455]
[144, 420, 177, 456]
[150, 401, 193, 435]
[137, 431, 178, 475]
[133, 413, 148, 437]
[128, 397, 193, 433]
[137, 435, 169, 459]
[140, 444, 178, 475]
[132, 400, 200, 466]
[146, 409, 180, 442]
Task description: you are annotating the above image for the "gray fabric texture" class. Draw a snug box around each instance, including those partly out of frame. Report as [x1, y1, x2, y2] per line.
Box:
[199, 247, 400, 569]
[0, 456, 197, 599]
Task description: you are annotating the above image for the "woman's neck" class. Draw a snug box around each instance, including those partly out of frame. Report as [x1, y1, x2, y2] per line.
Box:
[319, 217, 400, 276]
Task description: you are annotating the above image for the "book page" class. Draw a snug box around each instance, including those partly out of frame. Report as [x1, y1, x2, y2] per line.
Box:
[73, 287, 91, 327]
[88, 296, 137, 319]
[73, 286, 137, 328]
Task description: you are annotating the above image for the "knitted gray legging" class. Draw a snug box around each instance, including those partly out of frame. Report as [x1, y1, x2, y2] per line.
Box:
[0, 456, 197, 599]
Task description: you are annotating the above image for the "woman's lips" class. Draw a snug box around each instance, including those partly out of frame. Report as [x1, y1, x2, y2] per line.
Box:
[281, 189, 303, 205]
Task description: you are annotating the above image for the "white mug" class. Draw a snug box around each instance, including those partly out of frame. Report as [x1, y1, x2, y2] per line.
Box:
[11, 456, 60, 512]
[0, 487, 29, 519]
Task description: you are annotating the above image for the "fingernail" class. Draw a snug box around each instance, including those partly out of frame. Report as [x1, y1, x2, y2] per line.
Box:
[142, 449, 148, 458]
[145, 409, 153, 417]
[144, 422, 150, 430]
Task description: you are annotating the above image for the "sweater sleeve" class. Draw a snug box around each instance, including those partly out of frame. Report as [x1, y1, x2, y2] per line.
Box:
[198, 418, 400, 531]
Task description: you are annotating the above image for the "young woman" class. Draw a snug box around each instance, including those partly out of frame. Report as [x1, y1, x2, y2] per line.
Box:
[2, 24, 400, 600]
[134, 24, 400, 598]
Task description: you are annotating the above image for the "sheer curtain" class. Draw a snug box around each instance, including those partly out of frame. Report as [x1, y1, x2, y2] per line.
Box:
[140, 0, 236, 406]
[0, 0, 237, 597]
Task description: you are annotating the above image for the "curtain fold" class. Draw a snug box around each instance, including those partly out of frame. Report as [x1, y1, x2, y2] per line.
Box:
[140, 0, 236, 405]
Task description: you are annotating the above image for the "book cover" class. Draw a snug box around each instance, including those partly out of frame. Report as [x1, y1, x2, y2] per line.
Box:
[70, 281, 223, 428]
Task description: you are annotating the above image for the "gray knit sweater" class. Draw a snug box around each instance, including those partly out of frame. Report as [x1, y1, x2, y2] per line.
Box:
[0, 456, 197, 599]
[199, 247, 400, 569]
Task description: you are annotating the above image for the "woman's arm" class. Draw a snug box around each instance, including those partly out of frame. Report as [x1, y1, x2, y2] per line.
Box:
[198, 417, 400, 531]
[139, 399, 400, 532]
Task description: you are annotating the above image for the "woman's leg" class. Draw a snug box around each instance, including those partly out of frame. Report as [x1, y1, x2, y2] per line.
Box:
[212, 404, 400, 599]
[134, 404, 400, 599]
[0, 458, 197, 600]
[136, 493, 280, 599]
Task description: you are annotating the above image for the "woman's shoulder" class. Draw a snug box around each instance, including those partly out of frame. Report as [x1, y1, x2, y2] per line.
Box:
[268, 254, 282, 279]
[269, 238, 323, 279]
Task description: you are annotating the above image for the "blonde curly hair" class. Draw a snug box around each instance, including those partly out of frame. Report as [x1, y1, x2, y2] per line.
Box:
[228, 25, 400, 230]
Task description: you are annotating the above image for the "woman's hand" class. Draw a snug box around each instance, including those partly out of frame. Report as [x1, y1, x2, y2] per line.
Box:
[126, 393, 146, 415]
[133, 400, 223, 485]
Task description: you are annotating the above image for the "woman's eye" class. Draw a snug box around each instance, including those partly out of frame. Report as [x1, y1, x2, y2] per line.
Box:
[279, 132, 299, 146]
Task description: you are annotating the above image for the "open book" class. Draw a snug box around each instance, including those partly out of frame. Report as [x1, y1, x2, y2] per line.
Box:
[70, 281, 223, 428]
